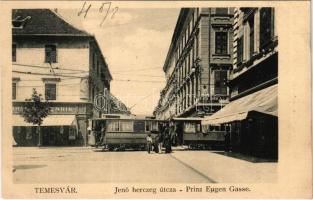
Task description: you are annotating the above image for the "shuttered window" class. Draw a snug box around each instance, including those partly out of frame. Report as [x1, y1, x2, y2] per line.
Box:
[45, 45, 57, 63]
[45, 83, 56, 100]
[215, 32, 228, 55]
[249, 17, 255, 58]
[214, 70, 227, 95]
[237, 37, 244, 64]
[12, 44, 16, 62]
[260, 8, 274, 50]
[12, 82, 17, 100]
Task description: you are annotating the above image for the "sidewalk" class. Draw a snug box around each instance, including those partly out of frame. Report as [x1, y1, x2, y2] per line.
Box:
[171, 150, 277, 183]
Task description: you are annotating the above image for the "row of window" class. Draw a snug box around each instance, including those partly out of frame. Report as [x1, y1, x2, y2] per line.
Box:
[175, 8, 230, 65]
[106, 120, 158, 132]
[12, 82, 57, 100]
[236, 8, 275, 65]
[175, 70, 227, 114]
[12, 44, 57, 63]
[176, 75, 198, 113]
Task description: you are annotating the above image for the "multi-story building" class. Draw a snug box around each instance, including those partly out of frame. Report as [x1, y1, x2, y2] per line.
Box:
[11, 9, 117, 146]
[203, 8, 278, 158]
[154, 8, 234, 120]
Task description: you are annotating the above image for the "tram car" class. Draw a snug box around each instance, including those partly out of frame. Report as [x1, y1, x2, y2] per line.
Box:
[87, 114, 163, 151]
[170, 118, 226, 149]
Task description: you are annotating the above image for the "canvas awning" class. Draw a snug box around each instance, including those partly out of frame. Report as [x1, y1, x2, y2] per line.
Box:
[13, 115, 76, 126]
[202, 84, 277, 125]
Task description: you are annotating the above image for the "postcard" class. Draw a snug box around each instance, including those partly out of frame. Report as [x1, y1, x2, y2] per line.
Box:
[1, 0, 312, 198]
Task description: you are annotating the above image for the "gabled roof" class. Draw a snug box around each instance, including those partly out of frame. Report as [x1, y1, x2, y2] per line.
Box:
[12, 9, 91, 36]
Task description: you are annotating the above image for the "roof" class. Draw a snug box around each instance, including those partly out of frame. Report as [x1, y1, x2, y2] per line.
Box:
[202, 84, 277, 125]
[12, 9, 91, 36]
[163, 9, 189, 72]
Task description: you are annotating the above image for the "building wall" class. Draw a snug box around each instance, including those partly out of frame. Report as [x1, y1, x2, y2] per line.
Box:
[13, 36, 91, 103]
[154, 8, 234, 119]
[12, 35, 112, 146]
[230, 8, 278, 100]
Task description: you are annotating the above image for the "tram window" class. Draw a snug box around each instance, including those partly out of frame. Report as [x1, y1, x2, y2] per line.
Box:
[184, 122, 196, 133]
[151, 121, 158, 131]
[120, 121, 133, 132]
[134, 120, 145, 133]
[196, 124, 201, 132]
[145, 121, 151, 131]
[107, 120, 120, 132]
[202, 125, 209, 133]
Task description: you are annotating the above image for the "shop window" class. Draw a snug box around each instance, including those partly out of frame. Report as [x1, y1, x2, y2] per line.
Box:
[215, 8, 228, 15]
[12, 82, 17, 100]
[260, 8, 274, 50]
[45, 83, 56, 100]
[214, 70, 227, 95]
[237, 37, 244, 64]
[45, 44, 57, 63]
[12, 44, 16, 62]
[215, 32, 228, 55]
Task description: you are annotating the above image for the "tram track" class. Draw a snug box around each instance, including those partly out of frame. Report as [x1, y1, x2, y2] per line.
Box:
[169, 154, 217, 183]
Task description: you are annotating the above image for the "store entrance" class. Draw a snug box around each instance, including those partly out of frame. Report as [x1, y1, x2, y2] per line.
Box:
[42, 126, 70, 146]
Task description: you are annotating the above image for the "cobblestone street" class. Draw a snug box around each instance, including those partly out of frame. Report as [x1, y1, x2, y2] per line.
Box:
[13, 147, 277, 183]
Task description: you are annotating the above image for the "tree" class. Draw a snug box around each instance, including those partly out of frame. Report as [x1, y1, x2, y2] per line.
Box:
[21, 88, 51, 146]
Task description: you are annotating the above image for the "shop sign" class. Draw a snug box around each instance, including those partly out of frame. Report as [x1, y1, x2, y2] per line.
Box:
[13, 104, 82, 115]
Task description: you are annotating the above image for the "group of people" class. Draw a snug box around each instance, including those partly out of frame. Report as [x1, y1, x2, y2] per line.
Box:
[146, 124, 173, 154]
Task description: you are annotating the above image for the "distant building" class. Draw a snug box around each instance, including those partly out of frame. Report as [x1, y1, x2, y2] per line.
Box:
[11, 9, 117, 146]
[203, 8, 278, 158]
[154, 8, 234, 120]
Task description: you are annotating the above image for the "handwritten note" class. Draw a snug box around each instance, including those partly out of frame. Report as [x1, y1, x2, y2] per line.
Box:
[78, 1, 119, 27]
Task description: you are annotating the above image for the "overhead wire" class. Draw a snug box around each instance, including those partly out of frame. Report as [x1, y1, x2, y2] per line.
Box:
[13, 70, 165, 83]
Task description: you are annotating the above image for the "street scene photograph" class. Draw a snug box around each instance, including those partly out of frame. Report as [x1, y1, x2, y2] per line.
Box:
[11, 6, 278, 184]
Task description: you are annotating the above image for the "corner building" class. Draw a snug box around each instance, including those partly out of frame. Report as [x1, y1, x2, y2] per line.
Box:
[12, 9, 113, 146]
[203, 8, 278, 158]
[154, 8, 234, 119]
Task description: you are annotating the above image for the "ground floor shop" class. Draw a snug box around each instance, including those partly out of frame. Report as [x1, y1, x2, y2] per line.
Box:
[202, 84, 278, 159]
[12, 102, 94, 146]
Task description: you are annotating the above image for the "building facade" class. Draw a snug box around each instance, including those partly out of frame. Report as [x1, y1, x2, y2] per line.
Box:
[203, 7, 278, 158]
[154, 8, 234, 120]
[12, 9, 115, 146]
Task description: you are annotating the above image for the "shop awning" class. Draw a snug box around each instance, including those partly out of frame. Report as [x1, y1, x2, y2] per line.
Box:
[202, 84, 277, 125]
[13, 115, 76, 126]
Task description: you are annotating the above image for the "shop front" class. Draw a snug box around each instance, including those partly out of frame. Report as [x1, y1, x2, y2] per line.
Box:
[202, 84, 278, 159]
[13, 114, 78, 146]
[12, 102, 93, 146]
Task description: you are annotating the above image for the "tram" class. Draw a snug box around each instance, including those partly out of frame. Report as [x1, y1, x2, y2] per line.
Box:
[87, 114, 163, 150]
[170, 118, 226, 149]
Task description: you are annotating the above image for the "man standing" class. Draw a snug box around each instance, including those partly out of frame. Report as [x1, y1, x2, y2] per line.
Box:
[146, 134, 153, 154]
[158, 132, 163, 154]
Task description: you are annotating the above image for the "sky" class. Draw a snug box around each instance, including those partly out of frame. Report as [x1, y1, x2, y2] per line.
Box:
[58, 6, 180, 115]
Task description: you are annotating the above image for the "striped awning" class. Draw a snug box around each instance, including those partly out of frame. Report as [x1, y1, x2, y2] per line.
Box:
[13, 115, 76, 126]
[202, 84, 277, 125]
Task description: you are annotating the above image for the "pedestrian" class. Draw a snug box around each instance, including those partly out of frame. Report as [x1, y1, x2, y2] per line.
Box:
[154, 135, 159, 153]
[158, 132, 164, 154]
[164, 126, 172, 153]
[98, 125, 106, 147]
[224, 128, 230, 152]
[146, 133, 153, 154]
[164, 133, 172, 153]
